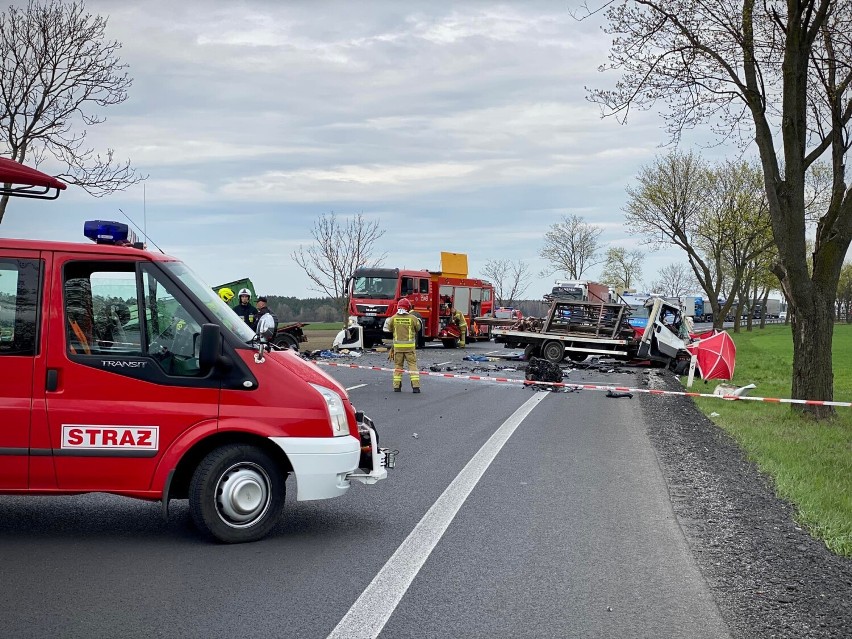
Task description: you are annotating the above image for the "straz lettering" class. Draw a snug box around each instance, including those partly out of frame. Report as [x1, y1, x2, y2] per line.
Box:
[101, 360, 147, 368]
[61, 426, 159, 451]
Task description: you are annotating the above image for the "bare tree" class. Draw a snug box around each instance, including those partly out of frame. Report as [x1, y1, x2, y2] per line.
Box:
[481, 259, 533, 306]
[599, 247, 644, 291]
[589, 0, 852, 416]
[0, 0, 145, 223]
[539, 213, 604, 279]
[291, 212, 386, 317]
[649, 262, 697, 298]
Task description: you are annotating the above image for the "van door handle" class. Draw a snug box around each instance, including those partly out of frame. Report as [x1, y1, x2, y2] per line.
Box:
[46, 369, 59, 392]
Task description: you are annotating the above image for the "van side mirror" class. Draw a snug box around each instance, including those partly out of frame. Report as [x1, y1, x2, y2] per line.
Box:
[199, 323, 220, 372]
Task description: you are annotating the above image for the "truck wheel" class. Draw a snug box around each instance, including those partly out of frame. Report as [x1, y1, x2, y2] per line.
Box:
[541, 340, 565, 364]
[523, 343, 538, 360]
[567, 352, 587, 363]
[274, 334, 298, 350]
[442, 338, 459, 349]
[413, 313, 426, 349]
[189, 444, 285, 544]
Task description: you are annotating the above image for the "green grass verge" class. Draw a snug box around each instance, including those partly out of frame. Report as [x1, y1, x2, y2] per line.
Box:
[691, 323, 852, 556]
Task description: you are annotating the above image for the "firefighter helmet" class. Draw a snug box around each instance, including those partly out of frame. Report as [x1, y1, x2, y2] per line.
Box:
[398, 298, 412, 312]
[238, 288, 251, 298]
[218, 287, 235, 303]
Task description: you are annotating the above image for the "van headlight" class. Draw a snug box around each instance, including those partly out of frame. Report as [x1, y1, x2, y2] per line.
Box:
[309, 383, 349, 436]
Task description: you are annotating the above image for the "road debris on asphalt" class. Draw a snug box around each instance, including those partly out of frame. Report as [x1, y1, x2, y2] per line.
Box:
[606, 390, 633, 399]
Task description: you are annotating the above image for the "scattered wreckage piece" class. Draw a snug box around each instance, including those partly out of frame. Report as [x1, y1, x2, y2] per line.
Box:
[606, 390, 634, 399]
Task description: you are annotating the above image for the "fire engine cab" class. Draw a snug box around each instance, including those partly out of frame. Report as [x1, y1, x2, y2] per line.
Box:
[0, 158, 391, 543]
[348, 252, 494, 348]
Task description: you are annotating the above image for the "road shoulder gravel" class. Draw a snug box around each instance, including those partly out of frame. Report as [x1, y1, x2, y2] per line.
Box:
[638, 370, 852, 638]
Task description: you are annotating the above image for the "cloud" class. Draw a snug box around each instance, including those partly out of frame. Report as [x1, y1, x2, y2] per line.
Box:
[4, 0, 715, 298]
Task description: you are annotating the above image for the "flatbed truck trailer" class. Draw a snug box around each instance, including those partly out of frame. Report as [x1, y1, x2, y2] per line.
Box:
[492, 297, 691, 368]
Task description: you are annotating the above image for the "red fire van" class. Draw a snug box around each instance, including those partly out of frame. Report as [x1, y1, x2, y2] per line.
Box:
[0, 160, 391, 543]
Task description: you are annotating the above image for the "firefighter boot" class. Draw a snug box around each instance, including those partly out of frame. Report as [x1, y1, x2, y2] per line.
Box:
[412, 386, 421, 393]
[394, 387, 401, 392]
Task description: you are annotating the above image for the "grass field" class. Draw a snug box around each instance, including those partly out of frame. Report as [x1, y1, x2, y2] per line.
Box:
[692, 324, 852, 556]
[301, 322, 344, 331]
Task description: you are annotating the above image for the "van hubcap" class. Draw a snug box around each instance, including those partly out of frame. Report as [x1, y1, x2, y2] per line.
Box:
[215, 463, 271, 528]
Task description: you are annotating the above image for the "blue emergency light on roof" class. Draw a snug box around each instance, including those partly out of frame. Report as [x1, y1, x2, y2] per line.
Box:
[83, 220, 142, 247]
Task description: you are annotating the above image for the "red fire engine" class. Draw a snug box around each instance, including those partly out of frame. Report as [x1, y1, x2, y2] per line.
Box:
[348, 252, 494, 348]
[0, 158, 392, 543]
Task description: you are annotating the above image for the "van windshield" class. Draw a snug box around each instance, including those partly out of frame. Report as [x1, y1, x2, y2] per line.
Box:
[161, 261, 256, 343]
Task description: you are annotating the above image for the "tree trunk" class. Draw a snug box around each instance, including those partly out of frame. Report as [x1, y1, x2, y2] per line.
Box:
[790, 292, 835, 418]
[0, 192, 10, 225]
[759, 289, 769, 329]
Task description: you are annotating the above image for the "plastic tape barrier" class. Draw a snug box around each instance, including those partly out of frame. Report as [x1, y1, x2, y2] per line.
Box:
[314, 361, 852, 408]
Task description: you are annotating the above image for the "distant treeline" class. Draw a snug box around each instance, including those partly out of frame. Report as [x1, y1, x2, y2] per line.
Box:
[265, 296, 550, 324]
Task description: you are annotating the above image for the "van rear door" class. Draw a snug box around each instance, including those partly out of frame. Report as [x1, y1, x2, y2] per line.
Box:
[44, 257, 220, 493]
[0, 250, 42, 489]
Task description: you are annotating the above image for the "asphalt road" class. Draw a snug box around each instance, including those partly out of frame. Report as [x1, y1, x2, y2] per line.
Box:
[0, 342, 730, 639]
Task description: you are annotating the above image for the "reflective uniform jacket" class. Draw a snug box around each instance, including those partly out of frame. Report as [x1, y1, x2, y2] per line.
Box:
[452, 309, 467, 328]
[384, 312, 422, 351]
[234, 303, 257, 330]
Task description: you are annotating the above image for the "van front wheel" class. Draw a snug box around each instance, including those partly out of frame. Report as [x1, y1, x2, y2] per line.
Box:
[189, 444, 286, 543]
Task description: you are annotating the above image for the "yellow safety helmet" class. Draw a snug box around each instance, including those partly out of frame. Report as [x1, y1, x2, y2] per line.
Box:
[218, 287, 235, 303]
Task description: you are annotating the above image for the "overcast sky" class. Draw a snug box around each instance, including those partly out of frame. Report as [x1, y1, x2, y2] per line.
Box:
[4, 0, 736, 298]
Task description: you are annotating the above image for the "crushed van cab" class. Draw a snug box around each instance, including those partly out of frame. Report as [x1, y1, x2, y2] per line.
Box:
[0, 160, 393, 543]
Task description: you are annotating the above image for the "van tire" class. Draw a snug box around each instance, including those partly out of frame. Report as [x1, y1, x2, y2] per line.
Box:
[189, 444, 285, 544]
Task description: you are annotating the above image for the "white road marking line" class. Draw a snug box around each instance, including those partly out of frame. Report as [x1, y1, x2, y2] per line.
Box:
[325, 392, 549, 639]
[345, 384, 369, 391]
[434, 361, 452, 366]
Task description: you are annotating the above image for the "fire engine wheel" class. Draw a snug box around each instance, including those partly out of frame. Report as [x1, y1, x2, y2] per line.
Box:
[541, 340, 565, 364]
[441, 338, 459, 349]
[189, 444, 285, 544]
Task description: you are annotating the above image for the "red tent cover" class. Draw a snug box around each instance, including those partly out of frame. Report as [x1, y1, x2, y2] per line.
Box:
[0, 157, 67, 192]
[686, 329, 736, 380]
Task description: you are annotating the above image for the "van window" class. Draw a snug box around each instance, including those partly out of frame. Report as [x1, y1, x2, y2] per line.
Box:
[64, 263, 142, 356]
[63, 262, 203, 377]
[142, 266, 203, 377]
[0, 258, 41, 356]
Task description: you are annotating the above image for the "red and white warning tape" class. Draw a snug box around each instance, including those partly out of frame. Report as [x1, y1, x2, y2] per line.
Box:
[315, 361, 852, 408]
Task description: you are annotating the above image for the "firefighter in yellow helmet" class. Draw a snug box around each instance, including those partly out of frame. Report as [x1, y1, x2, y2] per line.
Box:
[451, 305, 467, 348]
[383, 298, 422, 393]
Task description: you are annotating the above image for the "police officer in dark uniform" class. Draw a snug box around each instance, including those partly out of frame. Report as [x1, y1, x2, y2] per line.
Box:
[233, 287, 257, 330]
